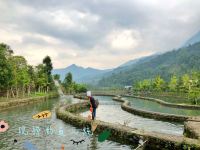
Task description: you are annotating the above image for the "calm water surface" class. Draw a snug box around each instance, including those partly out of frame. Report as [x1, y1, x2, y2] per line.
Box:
[0, 96, 135, 150]
[1, 95, 191, 150]
[81, 96, 183, 135]
[125, 97, 200, 116]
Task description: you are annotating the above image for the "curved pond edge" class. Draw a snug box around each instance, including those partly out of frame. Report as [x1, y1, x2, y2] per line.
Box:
[73, 93, 116, 100]
[113, 96, 189, 122]
[112, 95, 200, 141]
[122, 95, 200, 110]
[0, 92, 59, 111]
[56, 99, 200, 150]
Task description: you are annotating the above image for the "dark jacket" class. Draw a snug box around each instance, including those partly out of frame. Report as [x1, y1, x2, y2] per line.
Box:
[90, 97, 96, 108]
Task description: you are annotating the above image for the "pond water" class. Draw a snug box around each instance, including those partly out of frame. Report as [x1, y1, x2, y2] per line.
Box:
[0, 96, 135, 150]
[81, 96, 183, 136]
[125, 97, 200, 116]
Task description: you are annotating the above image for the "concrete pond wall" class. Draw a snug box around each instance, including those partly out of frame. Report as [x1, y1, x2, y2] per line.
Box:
[0, 92, 59, 111]
[56, 95, 200, 150]
[113, 96, 200, 142]
[123, 95, 200, 110]
[112, 96, 189, 122]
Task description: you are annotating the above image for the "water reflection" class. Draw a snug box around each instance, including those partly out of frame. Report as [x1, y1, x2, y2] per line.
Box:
[126, 97, 200, 116]
[81, 96, 183, 135]
[0, 96, 135, 150]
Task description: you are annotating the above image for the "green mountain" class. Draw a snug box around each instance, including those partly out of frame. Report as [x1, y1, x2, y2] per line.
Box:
[98, 42, 200, 87]
[52, 64, 111, 83]
[184, 30, 200, 46]
[119, 54, 158, 67]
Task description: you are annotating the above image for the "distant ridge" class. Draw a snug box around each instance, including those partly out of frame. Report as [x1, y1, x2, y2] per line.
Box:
[52, 64, 111, 83]
[184, 30, 200, 46]
[98, 41, 200, 87]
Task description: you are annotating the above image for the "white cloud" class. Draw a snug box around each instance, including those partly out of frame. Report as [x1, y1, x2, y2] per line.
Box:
[107, 29, 141, 50]
[42, 10, 76, 28]
[0, 0, 200, 69]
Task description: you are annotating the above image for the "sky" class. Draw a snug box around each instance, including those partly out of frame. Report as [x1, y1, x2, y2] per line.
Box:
[0, 0, 200, 69]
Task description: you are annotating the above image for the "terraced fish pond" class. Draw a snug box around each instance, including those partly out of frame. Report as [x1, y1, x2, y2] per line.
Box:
[81, 96, 184, 135]
[0, 96, 136, 150]
[125, 96, 200, 116]
[2, 95, 198, 149]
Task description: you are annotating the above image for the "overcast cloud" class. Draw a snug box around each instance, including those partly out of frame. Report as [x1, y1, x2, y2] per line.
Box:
[0, 0, 200, 69]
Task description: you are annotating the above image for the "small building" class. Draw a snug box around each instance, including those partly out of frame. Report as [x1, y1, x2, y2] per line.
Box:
[124, 85, 132, 90]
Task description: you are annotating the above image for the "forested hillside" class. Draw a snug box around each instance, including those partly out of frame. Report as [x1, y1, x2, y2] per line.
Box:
[98, 42, 200, 87]
[184, 30, 200, 46]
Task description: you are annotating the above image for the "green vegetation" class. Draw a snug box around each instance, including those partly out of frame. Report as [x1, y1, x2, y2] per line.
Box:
[134, 72, 200, 105]
[53, 74, 61, 82]
[62, 72, 87, 94]
[99, 42, 200, 87]
[0, 43, 56, 99]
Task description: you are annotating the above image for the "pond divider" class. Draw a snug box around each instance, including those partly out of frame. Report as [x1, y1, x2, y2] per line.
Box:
[184, 117, 200, 140]
[122, 95, 200, 110]
[56, 94, 200, 149]
[112, 96, 189, 122]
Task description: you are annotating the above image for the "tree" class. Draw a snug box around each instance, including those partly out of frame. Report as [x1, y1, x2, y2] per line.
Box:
[43, 56, 53, 76]
[0, 43, 13, 97]
[134, 79, 152, 91]
[142, 79, 151, 91]
[0, 43, 56, 98]
[181, 74, 190, 92]
[64, 72, 72, 86]
[153, 76, 165, 91]
[62, 72, 87, 94]
[27, 65, 35, 95]
[35, 64, 48, 93]
[63, 72, 73, 93]
[189, 88, 200, 105]
[54, 74, 60, 80]
[188, 72, 200, 104]
[43, 56, 54, 92]
[168, 75, 178, 92]
[74, 84, 87, 93]
[9, 56, 30, 97]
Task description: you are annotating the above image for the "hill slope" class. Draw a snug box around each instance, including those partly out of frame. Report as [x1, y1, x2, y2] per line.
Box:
[184, 31, 200, 46]
[52, 64, 110, 83]
[119, 54, 158, 67]
[98, 42, 200, 87]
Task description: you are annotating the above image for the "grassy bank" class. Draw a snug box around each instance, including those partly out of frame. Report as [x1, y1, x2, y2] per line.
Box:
[0, 92, 54, 102]
[91, 90, 195, 105]
[134, 91, 193, 105]
[0, 91, 59, 110]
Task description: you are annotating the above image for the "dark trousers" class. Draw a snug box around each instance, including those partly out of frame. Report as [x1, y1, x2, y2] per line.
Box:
[92, 108, 96, 120]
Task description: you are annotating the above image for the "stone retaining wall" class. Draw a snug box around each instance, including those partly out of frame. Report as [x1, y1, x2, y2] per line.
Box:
[0, 92, 59, 111]
[123, 95, 200, 110]
[113, 97, 189, 122]
[73, 93, 116, 100]
[184, 118, 200, 140]
[56, 100, 200, 150]
[113, 96, 200, 142]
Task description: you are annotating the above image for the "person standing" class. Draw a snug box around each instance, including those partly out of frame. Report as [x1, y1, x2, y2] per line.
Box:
[87, 91, 96, 120]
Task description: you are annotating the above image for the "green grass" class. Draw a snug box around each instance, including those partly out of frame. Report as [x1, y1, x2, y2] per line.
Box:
[136, 92, 193, 105]
[0, 92, 53, 102]
[29, 92, 48, 97]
